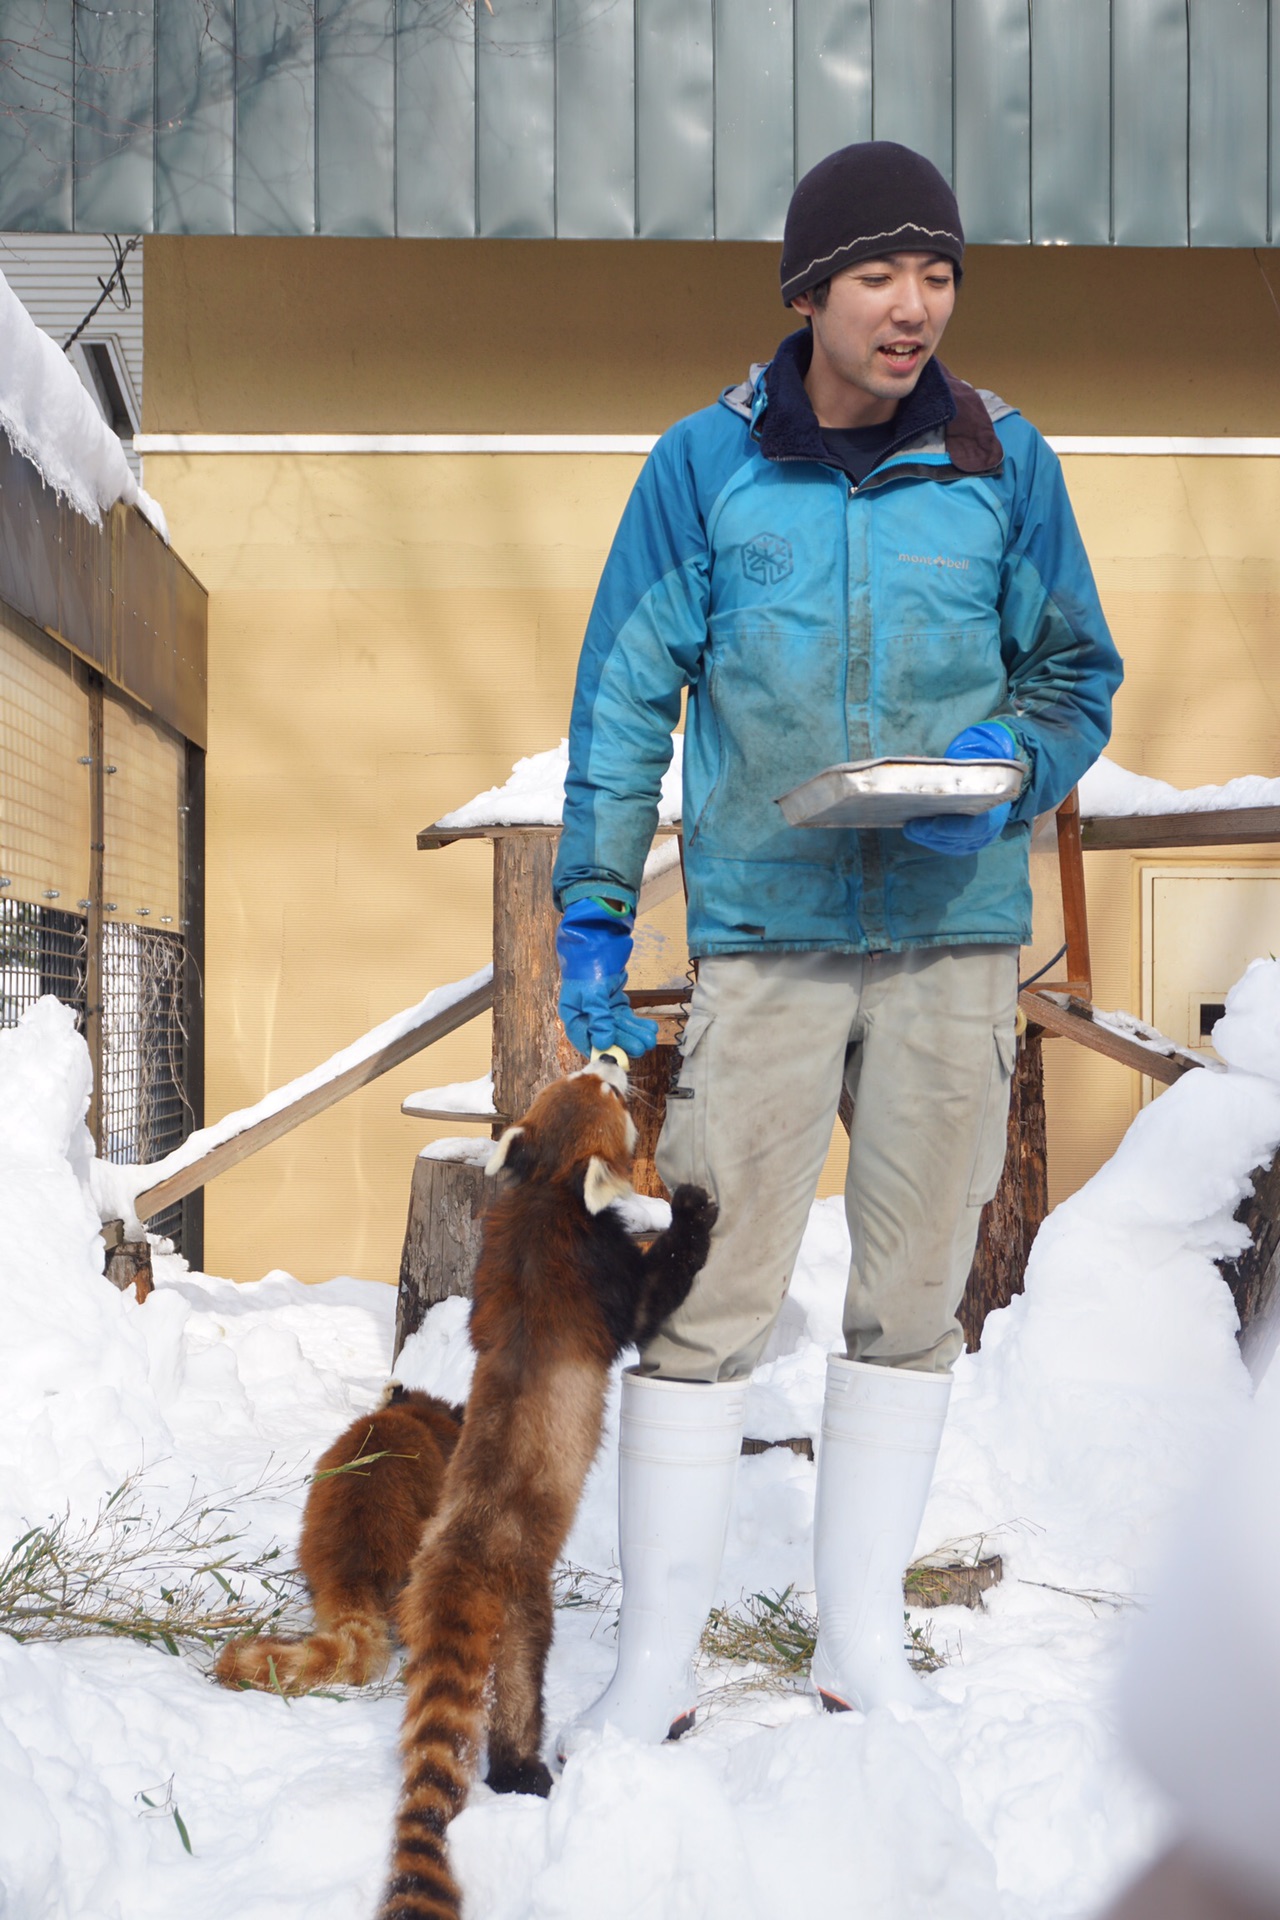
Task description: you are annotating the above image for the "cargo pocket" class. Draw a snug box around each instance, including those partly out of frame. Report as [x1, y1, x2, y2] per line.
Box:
[965, 1021, 1017, 1207]
[656, 1008, 715, 1196]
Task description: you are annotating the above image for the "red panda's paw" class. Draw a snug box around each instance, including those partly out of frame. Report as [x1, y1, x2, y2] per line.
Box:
[487, 1755, 555, 1798]
[669, 1185, 719, 1236]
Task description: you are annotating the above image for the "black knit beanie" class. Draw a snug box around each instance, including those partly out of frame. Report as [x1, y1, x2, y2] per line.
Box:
[780, 142, 964, 305]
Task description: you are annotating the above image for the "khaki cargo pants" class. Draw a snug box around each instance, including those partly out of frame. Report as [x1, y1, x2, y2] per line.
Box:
[644, 946, 1019, 1382]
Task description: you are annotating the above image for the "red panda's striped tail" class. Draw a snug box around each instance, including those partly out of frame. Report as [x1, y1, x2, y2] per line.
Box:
[379, 1578, 502, 1920]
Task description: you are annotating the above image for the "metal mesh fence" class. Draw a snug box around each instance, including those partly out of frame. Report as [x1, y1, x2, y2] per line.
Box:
[0, 901, 87, 1026]
[0, 899, 191, 1249]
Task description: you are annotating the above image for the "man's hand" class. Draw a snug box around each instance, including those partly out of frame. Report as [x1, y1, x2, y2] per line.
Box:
[902, 722, 1021, 855]
[556, 897, 660, 1059]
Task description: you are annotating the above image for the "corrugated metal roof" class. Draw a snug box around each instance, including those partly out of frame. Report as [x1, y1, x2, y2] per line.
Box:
[0, 0, 1275, 246]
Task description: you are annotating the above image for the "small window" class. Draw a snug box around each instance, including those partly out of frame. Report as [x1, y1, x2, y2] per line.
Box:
[68, 337, 139, 441]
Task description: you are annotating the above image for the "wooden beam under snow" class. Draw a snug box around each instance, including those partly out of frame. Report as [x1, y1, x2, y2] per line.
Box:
[1020, 990, 1202, 1085]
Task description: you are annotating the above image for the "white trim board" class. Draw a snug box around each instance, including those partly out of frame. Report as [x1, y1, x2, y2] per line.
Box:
[134, 432, 1280, 457]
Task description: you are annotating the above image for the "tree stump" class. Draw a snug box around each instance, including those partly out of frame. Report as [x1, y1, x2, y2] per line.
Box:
[1219, 1146, 1280, 1368]
[395, 1150, 496, 1360]
[105, 1238, 154, 1304]
[959, 1027, 1048, 1351]
[905, 1554, 1003, 1610]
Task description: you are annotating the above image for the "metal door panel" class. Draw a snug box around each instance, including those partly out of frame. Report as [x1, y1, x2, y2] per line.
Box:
[395, 0, 476, 237]
[636, 0, 714, 238]
[1113, 0, 1189, 245]
[954, 0, 1031, 243]
[794, 0, 873, 179]
[236, 0, 317, 235]
[870, 0, 953, 184]
[556, 0, 636, 239]
[476, 0, 555, 236]
[317, 0, 396, 237]
[1030, 0, 1110, 244]
[73, 0, 156, 232]
[715, 0, 796, 241]
[155, 0, 235, 235]
[1189, 0, 1267, 245]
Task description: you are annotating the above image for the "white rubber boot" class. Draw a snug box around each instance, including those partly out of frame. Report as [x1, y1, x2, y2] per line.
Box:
[810, 1354, 952, 1714]
[561, 1369, 746, 1752]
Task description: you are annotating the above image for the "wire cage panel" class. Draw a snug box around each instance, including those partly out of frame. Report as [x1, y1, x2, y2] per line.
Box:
[102, 698, 184, 928]
[0, 608, 91, 910]
[1, 604, 195, 1251]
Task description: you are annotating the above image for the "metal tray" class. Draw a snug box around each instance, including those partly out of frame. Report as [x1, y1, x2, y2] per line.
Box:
[777, 756, 1023, 830]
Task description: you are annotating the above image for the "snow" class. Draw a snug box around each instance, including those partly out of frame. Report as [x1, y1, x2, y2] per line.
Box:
[1038, 994, 1216, 1074]
[94, 965, 493, 1232]
[435, 738, 684, 830]
[4, 958, 1280, 1918]
[402, 1073, 496, 1115]
[0, 266, 168, 540]
[1080, 755, 1280, 818]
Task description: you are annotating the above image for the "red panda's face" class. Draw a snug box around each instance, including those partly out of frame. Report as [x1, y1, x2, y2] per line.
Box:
[485, 1064, 637, 1210]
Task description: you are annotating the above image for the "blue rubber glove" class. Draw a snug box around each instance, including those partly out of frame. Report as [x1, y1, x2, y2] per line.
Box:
[556, 897, 660, 1059]
[902, 722, 1021, 855]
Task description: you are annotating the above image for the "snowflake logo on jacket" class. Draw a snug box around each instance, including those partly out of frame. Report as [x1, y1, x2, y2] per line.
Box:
[741, 533, 793, 586]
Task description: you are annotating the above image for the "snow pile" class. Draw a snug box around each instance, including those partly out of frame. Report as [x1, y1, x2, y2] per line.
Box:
[3, 962, 1280, 1917]
[435, 737, 684, 830]
[1080, 755, 1280, 818]
[0, 266, 168, 539]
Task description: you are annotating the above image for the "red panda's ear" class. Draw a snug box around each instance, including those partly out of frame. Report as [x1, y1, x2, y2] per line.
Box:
[583, 1154, 633, 1215]
[485, 1126, 528, 1178]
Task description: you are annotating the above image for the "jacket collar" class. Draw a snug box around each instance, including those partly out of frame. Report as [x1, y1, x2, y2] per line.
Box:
[752, 326, 1002, 478]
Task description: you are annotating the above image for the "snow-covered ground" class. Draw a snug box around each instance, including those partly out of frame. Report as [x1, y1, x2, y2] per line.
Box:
[2, 971, 1279, 1920]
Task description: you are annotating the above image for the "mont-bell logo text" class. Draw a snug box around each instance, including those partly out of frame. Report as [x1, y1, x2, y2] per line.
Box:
[899, 552, 970, 570]
[742, 533, 793, 586]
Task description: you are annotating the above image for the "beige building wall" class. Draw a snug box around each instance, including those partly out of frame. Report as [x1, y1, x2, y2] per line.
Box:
[142, 237, 1280, 1286]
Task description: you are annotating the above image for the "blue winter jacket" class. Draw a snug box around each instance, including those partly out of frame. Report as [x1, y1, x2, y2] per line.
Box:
[553, 331, 1123, 957]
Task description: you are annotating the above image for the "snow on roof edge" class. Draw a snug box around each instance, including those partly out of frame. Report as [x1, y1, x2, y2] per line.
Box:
[0, 266, 168, 543]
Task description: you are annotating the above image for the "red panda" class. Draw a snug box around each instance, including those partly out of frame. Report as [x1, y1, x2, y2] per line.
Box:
[379, 1058, 717, 1920]
[214, 1388, 462, 1695]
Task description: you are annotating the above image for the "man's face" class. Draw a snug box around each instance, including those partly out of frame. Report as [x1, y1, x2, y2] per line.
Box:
[791, 253, 957, 410]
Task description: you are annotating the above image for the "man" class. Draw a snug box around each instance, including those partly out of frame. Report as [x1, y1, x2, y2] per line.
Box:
[552, 142, 1123, 1744]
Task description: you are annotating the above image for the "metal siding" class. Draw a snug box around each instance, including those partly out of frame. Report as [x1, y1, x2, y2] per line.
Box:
[72, 0, 156, 233]
[235, 0, 317, 236]
[870, 0, 953, 184]
[953, 0, 1029, 243]
[0, 0, 74, 231]
[715, 0, 795, 241]
[1112, 0, 1189, 245]
[794, 0, 873, 177]
[154, 0, 235, 234]
[635, 0, 714, 238]
[1273, 0, 1280, 244]
[555, 0, 636, 239]
[1188, 0, 1268, 245]
[317, 0, 396, 236]
[1029, 0, 1110, 244]
[394, 0, 476, 238]
[1, 0, 1278, 244]
[476, 0, 555, 237]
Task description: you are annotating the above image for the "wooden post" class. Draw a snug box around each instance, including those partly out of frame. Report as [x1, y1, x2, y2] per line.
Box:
[84, 671, 105, 1149]
[395, 1153, 496, 1359]
[491, 830, 579, 1125]
[1047, 788, 1092, 998]
[626, 1041, 679, 1199]
[959, 1027, 1048, 1351]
